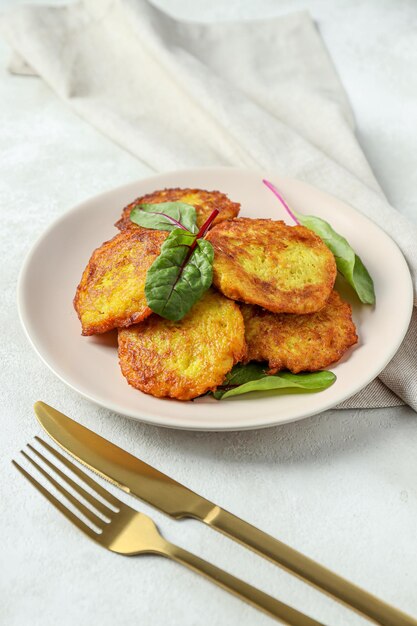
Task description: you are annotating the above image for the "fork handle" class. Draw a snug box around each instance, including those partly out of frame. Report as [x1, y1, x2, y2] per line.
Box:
[205, 508, 417, 626]
[163, 542, 324, 626]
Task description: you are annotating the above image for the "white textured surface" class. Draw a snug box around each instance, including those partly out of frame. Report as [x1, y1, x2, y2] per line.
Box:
[1, 2, 417, 626]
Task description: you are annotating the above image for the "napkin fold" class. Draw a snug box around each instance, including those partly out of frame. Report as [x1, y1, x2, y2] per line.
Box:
[1, 0, 416, 410]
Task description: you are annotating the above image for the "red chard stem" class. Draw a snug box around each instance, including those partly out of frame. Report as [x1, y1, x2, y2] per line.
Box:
[198, 209, 220, 238]
[263, 179, 299, 225]
[188, 209, 219, 255]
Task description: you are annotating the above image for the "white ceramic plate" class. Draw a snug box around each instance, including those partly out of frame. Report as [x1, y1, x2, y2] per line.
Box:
[18, 167, 413, 431]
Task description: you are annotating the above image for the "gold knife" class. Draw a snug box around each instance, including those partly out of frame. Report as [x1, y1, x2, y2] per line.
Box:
[35, 401, 417, 626]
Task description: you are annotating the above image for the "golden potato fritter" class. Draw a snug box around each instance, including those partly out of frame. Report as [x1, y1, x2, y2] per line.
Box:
[242, 291, 358, 373]
[118, 290, 246, 400]
[116, 188, 240, 231]
[206, 218, 337, 314]
[74, 229, 167, 336]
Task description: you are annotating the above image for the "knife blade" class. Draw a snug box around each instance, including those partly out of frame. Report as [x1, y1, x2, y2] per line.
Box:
[34, 401, 417, 626]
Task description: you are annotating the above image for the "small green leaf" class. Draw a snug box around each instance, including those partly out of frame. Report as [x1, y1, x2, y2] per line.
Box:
[214, 364, 336, 399]
[294, 212, 375, 304]
[130, 202, 198, 234]
[145, 229, 213, 321]
[212, 362, 268, 398]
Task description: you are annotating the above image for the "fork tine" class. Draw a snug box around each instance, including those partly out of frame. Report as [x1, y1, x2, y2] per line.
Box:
[12, 461, 97, 539]
[27, 443, 114, 519]
[35, 437, 121, 508]
[21, 450, 104, 529]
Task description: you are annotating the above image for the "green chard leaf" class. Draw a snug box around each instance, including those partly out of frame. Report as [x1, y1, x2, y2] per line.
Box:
[214, 363, 336, 400]
[213, 362, 268, 397]
[145, 228, 214, 321]
[130, 202, 198, 234]
[294, 212, 375, 305]
[262, 180, 375, 305]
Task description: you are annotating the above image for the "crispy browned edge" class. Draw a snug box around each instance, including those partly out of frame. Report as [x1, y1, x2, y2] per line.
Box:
[206, 218, 337, 314]
[242, 290, 358, 373]
[73, 229, 167, 336]
[117, 293, 247, 400]
[115, 187, 240, 231]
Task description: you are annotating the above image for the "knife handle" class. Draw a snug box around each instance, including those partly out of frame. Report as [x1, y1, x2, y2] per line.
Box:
[166, 542, 324, 626]
[205, 507, 417, 626]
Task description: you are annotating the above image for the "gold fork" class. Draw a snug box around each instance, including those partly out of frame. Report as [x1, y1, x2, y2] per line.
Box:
[13, 438, 324, 626]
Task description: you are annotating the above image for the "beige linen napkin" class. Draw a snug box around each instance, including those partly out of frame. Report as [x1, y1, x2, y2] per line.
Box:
[1, 0, 416, 409]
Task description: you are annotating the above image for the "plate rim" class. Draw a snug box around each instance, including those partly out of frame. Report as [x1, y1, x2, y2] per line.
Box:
[17, 166, 414, 431]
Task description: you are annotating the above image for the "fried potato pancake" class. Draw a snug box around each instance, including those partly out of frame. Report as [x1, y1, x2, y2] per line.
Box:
[206, 218, 337, 314]
[116, 188, 240, 231]
[241, 291, 358, 373]
[74, 229, 168, 336]
[118, 290, 246, 400]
